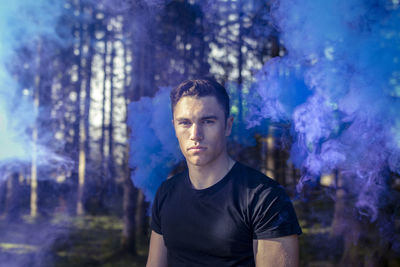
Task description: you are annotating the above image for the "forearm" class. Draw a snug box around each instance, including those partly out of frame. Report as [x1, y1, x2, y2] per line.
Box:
[146, 231, 168, 267]
[254, 235, 299, 267]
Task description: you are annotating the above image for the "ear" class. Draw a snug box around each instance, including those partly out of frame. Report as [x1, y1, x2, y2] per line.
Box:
[225, 116, 234, 137]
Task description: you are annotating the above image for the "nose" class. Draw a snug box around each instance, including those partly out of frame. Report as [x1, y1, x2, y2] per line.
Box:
[190, 123, 203, 141]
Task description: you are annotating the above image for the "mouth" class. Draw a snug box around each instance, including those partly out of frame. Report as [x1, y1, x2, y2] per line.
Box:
[188, 146, 207, 151]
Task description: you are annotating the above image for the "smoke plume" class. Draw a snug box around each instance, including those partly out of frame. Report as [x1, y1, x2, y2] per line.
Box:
[128, 87, 182, 201]
[248, 0, 400, 223]
[0, 0, 65, 175]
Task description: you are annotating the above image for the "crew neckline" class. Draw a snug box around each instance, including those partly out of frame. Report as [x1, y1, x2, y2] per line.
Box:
[184, 161, 239, 194]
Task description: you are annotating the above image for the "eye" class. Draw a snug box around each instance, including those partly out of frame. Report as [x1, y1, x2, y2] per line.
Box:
[204, 120, 215, 124]
[179, 120, 191, 126]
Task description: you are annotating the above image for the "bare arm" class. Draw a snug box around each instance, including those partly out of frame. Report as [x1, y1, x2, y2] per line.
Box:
[146, 231, 168, 267]
[253, 235, 299, 267]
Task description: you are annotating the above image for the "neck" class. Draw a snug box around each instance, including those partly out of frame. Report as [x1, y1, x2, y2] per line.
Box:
[187, 153, 235, 190]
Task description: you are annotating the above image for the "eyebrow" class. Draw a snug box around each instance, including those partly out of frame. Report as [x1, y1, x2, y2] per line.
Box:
[175, 115, 219, 121]
[201, 116, 218, 120]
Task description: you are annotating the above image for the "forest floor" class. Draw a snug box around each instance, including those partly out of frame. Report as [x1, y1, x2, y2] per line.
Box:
[0, 215, 147, 267]
[0, 212, 338, 267]
[0, 211, 399, 267]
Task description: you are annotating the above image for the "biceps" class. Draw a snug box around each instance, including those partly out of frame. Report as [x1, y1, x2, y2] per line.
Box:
[254, 235, 299, 267]
[146, 231, 168, 267]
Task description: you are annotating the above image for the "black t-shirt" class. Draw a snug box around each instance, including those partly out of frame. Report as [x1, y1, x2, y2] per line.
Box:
[151, 162, 302, 267]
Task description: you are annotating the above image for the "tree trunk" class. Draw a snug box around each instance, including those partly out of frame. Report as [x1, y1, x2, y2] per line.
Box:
[266, 126, 275, 179]
[108, 40, 116, 185]
[78, 6, 96, 216]
[121, 33, 138, 253]
[30, 42, 42, 219]
[74, 0, 84, 215]
[122, 169, 137, 253]
[4, 173, 21, 221]
[330, 171, 349, 238]
[237, 0, 244, 128]
[330, 171, 393, 266]
[98, 29, 109, 211]
[135, 189, 148, 244]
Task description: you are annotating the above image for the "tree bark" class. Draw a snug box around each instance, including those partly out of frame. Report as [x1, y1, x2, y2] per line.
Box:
[30, 42, 42, 219]
[121, 170, 137, 253]
[237, 0, 244, 128]
[78, 6, 96, 215]
[99, 29, 109, 210]
[121, 32, 138, 253]
[4, 173, 21, 222]
[330, 171, 393, 266]
[135, 189, 148, 244]
[266, 126, 276, 179]
[74, 0, 85, 215]
[108, 40, 116, 185]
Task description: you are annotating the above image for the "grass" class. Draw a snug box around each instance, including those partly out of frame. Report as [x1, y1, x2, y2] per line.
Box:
[1, 211, 399, 267]
[0, 215, 148, 267]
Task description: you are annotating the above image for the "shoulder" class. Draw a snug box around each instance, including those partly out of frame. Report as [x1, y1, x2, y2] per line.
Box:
[233, 162, 281, 191]
[232, 162, 292, 208]
[155, 171, 186, 198]
[230, 164, 302, 238]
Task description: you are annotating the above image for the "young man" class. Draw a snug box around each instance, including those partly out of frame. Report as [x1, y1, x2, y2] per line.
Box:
[147, 79, 302, 267]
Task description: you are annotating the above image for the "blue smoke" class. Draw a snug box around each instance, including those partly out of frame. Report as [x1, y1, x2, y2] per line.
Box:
[0, 1, 72, 267]
[128, 87, 183, 201]
[247, 0, 400, 222]
[0, 0, 64, 174]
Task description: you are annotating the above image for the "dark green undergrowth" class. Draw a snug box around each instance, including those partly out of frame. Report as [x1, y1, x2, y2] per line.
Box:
[0, 210, 399, 267]
[0, 215, 147, 267]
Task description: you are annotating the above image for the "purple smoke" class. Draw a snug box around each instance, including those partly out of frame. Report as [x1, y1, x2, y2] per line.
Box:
[247, 0, 400, 223]
[126, 2, 400, 237]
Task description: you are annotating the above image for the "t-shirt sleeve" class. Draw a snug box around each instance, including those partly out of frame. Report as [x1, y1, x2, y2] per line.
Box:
[251, 185, 302, 239]
[151, 184, 164, 235]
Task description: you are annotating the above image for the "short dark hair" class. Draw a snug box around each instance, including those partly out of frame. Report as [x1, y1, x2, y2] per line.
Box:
[170, 78, 230, 119]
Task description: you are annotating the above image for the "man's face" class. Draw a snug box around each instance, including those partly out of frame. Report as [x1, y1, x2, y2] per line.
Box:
[173, 96, 233, 167]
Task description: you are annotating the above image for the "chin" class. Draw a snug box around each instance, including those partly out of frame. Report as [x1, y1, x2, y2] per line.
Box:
[190, 160, 205, 166]
[188, 157, 208, 167]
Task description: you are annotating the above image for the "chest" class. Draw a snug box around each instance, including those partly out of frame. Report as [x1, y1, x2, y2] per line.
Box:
[160, 186, 253, 256]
